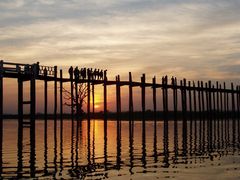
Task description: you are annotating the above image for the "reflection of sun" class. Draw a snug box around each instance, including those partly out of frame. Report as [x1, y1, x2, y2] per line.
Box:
[94, 104, 100, 109]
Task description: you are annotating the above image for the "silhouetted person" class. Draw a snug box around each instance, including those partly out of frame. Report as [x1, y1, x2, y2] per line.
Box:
[36, 62, 40, 75]
[24, 64, 30, 74]
[44, 68, 47, 76]
[68, 66, 73, 78]
[97, 69, 100, 79]
[93, 69, 97, 80]
[100, 70, 103, 80]
[171, 76, 174, 85]
[74, 67, 80, 80]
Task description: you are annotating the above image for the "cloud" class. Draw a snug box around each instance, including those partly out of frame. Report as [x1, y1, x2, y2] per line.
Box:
[0, 0, 240, 82]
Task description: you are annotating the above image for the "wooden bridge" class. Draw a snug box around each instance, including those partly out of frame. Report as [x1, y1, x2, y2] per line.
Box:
[0, 60, 239, 177]
[1, 60, 240, 124]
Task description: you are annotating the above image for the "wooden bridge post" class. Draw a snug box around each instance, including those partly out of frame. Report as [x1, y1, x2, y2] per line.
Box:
[237, 86, 240, 137]
[201, 81, 205, 143]
[216, 82, 219, 117]
[208, 81, 213, 121]
[208, 81, 213, 149]
[17, 67, 23, 178]
[197, 81, 202, 119]
[205, 82, 209, 119]
[54, 66, 58, 130]
[60, 70, 63, 130]
[182, 79, 187, 154]
[237, 86, 240, 120]
[69, 67, 74, 123]
[162, 77, 166, 112]
[220, 84, 223, 116]
[30, 63, 37, 178]
[181, 79, 187, 120]
[0, 60, 3, 169]
[223, 82, 229, 132]
[116, 75, 121, 121]
[201, 81, 205, 121]
[152, 76, 157, 122]
[193, 81, 197, 119]
[165, 76, 169, 116]
[223, 82, 227, 117]
[212, 84, 216, 117]
[0, 61, 3, 127]
[173, 77, 178, 120]
[162, 76, 168, 119]
[18, 74, 23, 130]
[141, 74, 146, 121]
[188, 81, 192, 120]
[74, 69, 79, 121]
[92, 82, 95, 115]
[129, 72, 133, 121]
[104, 70, 107, 121]
[231, 83, 236, 142]
[231, 83, 235, 117]
[118, 75, 121, 119]
[44, 68, 48, 150]
[212, 84, 216, 139]
[220, 84, 224, 141]
[87, 76, 91, 121]
[226, 85, 229, 119]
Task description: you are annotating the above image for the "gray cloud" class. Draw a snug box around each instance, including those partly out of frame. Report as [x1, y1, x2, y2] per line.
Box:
[0, 0, 240, 81]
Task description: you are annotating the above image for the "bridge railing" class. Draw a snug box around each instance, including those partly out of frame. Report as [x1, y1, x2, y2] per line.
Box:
[0, 60, 56, 77]
[39, 65, 56, 76]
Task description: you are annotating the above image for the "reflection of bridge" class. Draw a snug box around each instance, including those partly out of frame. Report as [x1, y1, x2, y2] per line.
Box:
[0, 60, 240, 178]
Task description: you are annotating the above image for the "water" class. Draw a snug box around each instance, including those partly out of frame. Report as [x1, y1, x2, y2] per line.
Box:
[1, 119, 240, 179]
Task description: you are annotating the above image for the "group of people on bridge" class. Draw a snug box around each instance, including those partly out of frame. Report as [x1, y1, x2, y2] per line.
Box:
[68, 66, 107, 80]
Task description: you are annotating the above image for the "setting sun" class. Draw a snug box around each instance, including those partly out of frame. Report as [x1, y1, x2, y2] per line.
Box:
[94, 104, 100, 109]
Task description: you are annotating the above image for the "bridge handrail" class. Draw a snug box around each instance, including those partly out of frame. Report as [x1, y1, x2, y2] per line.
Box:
[0, 60, 56, 77]
[39, 65, 56, 76]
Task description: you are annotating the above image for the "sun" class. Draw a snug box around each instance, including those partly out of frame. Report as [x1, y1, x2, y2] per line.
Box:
[94, 104, 100, 109]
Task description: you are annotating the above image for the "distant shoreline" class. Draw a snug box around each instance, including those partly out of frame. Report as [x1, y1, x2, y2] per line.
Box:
[2, 110, 235, 120]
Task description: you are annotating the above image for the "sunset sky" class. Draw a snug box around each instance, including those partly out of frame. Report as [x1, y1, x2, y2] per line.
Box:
[1, 0, 240, 113]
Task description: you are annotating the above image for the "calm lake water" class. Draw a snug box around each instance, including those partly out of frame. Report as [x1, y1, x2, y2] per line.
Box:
[1, 119, 240, 179]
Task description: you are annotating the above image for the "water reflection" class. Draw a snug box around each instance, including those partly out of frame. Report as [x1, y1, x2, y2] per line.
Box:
[1, 117, 240, 179]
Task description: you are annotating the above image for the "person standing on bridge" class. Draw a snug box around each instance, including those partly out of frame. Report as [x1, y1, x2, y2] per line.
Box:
[68, 66, 73, 78]
[74, 67, 80, 81]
